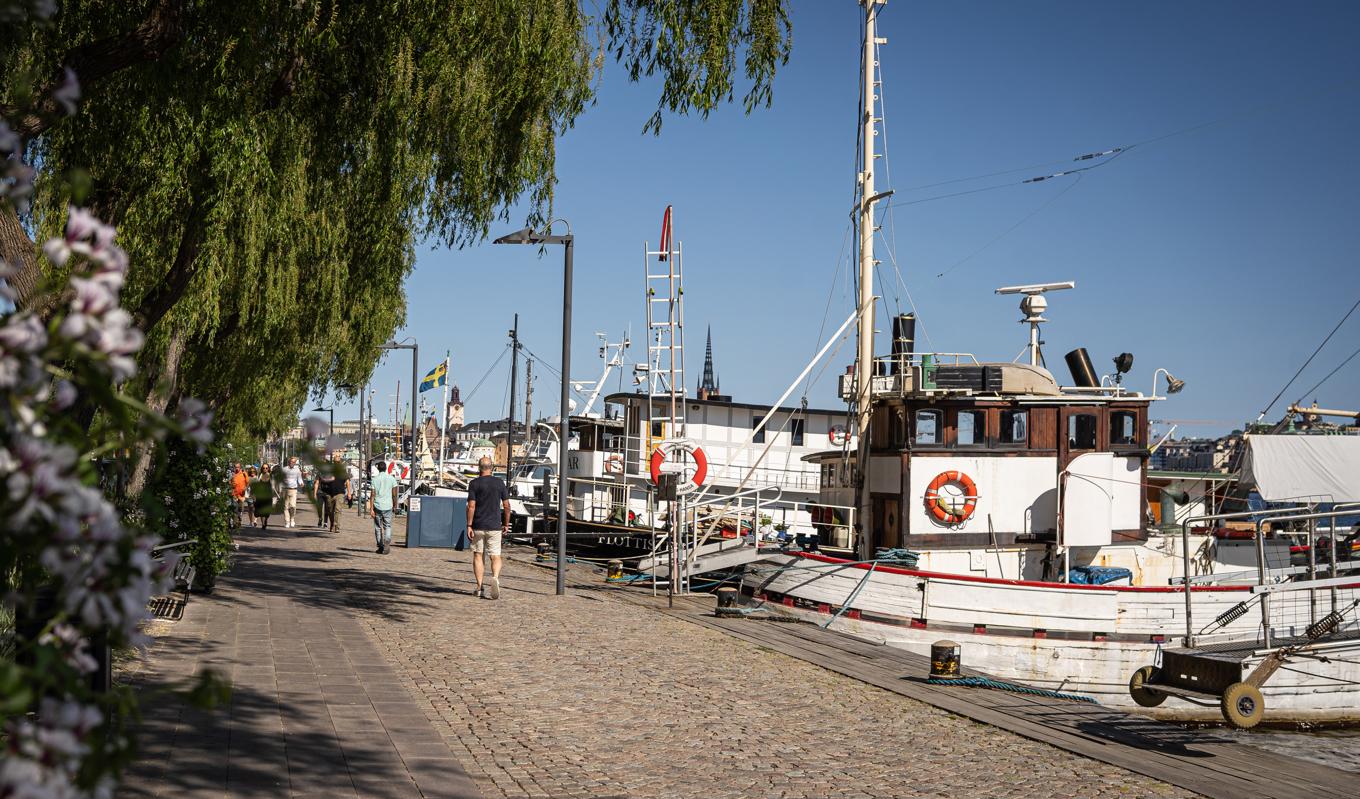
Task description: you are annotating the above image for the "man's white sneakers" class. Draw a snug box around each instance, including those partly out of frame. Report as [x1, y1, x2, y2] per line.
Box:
[487, 576, 500, 600]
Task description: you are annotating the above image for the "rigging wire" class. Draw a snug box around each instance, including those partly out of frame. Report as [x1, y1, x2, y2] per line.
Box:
[1293, 343, 1360, 408]
[935, 172, 1086, 278]
[461, 344, 510, 404]
[1259, 296, 1360, 420]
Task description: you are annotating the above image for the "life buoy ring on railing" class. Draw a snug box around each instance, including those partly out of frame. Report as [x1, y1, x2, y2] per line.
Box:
[829, 424, 850, 446]
[648, 439, 708, 494]
[924, 470, 978, 525]
[603, 453, 623, 474]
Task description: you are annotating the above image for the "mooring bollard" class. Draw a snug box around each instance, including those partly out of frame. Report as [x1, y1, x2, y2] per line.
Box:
[606, 559, 624, 581]
[930, 640, 962, 680]
[535, 542, 551, 561]
[715, 587, 741, 617]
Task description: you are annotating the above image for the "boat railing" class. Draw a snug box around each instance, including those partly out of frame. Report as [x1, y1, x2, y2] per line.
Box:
[1180, 503, 1360, 648]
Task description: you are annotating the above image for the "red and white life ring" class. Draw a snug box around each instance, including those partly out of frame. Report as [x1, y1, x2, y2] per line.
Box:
[648, 439, 708, 494]
[604, 453, 623, 474]
[829, 424, 850, 446]
[924, 470, 978, 525]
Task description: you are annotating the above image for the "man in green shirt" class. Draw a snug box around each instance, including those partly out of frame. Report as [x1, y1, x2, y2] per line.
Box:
[368, 461, 400, 554]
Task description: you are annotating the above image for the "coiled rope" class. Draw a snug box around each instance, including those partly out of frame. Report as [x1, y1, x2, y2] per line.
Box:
[926, 675, 1097, 704]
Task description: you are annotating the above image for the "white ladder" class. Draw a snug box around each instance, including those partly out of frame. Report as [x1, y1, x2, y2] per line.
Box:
[643, 207, 686, 441]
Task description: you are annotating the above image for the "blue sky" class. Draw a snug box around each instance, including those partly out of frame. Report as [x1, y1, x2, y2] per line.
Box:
[322, 1, 1360, 439]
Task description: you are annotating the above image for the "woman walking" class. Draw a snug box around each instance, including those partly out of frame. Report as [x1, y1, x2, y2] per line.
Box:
[250, 465, 277, 529]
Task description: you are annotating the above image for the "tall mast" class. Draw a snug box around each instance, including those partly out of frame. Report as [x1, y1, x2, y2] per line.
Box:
[855, 0, 885, 559]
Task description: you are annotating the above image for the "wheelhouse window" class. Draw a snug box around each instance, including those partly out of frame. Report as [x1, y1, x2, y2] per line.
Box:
[752, 414, 765, 444]
[956, 410, 986, 447]
[999, 410, 1028, 446]
[791, 418, 805, 447]
[1110, 411, 1139, 446]
[914, 409, 942, 446]
[1068, 413, 1098, 450]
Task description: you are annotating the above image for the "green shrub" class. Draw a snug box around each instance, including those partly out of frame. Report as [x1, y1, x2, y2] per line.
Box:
[148, 440, 238, 588]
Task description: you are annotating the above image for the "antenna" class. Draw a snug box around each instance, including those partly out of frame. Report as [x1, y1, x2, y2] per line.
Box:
[994, 281, 1075, 367]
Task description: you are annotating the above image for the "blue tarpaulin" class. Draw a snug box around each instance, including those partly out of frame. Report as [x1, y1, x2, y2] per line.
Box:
[1066, 565, 1133, 585]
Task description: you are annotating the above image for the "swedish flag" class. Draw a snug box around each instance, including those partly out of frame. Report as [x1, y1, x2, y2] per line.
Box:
[419, 361, 447, 392]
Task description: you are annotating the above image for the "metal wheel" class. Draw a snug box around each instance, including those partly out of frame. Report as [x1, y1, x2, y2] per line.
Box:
[1128, 665, 1167, 707]
[1220, 682, 1265, 729]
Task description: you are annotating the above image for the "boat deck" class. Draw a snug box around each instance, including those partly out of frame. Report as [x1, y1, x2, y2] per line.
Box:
[618, 592, 1357, 799]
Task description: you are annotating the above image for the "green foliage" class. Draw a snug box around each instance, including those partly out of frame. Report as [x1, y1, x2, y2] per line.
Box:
[3, 0, 792, 439]
[146, 440, 238, 583]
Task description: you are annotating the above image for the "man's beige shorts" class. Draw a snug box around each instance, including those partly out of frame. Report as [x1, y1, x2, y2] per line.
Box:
[470, 529, 503, 556]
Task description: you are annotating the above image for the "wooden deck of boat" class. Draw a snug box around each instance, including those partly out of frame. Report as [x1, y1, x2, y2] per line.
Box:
[623, 592, 1355, 799]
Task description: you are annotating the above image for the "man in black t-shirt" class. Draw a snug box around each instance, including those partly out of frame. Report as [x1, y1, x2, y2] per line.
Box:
[466, 457, 511, 599]
[313, 453, 351, 533]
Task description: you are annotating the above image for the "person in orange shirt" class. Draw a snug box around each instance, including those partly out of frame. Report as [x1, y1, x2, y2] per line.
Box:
[230, 463, 249, 519]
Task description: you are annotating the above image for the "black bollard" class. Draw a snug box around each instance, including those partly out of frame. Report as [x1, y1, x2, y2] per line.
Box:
[715, 587, 742, 618]
[606, 559, 624, 581]
[930, 640, 962, 680]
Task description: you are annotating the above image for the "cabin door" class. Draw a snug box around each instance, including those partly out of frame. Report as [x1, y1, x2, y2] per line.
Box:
[873, 497, 901, 550]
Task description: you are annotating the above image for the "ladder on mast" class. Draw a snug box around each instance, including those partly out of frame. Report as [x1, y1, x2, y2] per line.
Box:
[643, 206, 687, 444]
[642, 206, 692, 600]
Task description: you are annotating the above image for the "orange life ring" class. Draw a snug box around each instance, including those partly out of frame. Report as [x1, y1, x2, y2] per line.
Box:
[924, 470, 978, 525]
[648, 441, 708, 490]
[604, 453, 623, 474]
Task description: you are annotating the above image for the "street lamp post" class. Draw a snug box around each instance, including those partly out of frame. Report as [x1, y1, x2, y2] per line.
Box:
[311, 405, 334, 451]
[494, 222, 573, 596]
[379, 339, 419, 507]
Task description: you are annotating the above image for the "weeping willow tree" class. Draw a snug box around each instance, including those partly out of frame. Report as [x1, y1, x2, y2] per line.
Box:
[0, 0, 791, 439]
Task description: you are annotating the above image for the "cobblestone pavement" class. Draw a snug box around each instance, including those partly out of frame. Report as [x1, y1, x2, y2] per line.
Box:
[122, 501, 1194, 798]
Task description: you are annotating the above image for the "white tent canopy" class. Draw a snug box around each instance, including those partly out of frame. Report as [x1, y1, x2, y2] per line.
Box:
[1241, 435, 1360, 502]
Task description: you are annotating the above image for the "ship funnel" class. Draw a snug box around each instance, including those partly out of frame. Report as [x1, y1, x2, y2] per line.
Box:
[1065, 348, 1099, 388]
[890, 313, 916, 374]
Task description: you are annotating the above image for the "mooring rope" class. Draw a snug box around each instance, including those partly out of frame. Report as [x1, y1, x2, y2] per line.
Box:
[926, 675, 1098, 704]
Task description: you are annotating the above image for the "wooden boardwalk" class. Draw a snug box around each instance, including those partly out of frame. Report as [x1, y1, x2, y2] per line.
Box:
[622, 592, 1354, 799]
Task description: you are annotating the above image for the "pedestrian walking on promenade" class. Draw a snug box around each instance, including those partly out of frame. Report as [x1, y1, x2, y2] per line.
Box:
[314, 452, 350, 533]
[368, 460, 399, 554]
[249, 466, 276, 529]
[345, 460, 360, 509]
[466, 457, 510, 599]
[280, 456, 304, 528]
[230, 463, 248, 518]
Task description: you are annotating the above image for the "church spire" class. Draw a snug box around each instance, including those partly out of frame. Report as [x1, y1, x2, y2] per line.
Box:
[699, 326, 718, 399]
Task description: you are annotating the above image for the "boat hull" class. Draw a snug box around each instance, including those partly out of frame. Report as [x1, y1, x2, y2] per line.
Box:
[744, 552, 1360, 724]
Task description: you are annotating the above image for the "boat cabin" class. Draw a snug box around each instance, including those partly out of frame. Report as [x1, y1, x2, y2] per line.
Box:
[837, 358, 1154, 553]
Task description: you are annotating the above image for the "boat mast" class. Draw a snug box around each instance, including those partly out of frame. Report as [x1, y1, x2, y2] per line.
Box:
[855, 0, 885, 559]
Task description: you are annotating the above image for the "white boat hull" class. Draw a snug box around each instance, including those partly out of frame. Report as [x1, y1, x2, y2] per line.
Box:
[744, 552, 1360, 724]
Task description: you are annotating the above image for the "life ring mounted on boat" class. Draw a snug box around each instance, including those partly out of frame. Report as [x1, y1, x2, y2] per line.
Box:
[603, 453, 624, 474]
[648, 438, 708, 495]
[924, 470, 978, 525]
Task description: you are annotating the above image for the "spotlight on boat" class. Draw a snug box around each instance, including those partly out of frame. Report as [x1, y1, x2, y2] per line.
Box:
[1151, 367, 1186, 397]
[1113, 352, 1134, 375]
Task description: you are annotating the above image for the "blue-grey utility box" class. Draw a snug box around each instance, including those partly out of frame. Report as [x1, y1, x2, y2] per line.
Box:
[406, 495, 469, 549]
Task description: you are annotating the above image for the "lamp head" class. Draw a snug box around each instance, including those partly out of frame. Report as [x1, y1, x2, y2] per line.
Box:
[493, 227, 539, 245]
[1166, 374, 1186, 394]
[1113, 352, 1134, 374]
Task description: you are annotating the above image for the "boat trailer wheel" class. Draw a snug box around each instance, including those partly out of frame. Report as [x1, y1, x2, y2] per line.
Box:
[1127, 666, 1166, 708]
[1220, 682, 1265, 729]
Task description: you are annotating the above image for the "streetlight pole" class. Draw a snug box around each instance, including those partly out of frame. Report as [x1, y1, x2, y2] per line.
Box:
[494, 222, 573, 596]
[379, 339, 419, 507]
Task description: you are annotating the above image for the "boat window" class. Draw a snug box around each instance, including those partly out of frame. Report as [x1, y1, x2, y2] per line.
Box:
[791, 418, 805, 447]
[914, 409, 942, 446]
[1068, 413, 1098, 450]
[956, 410, 986, 447]
[1110, 411, 1138, 446]
[752, 414, 766, 444]
[999, 410, 1028, 446]
[650, 420, 664, 439]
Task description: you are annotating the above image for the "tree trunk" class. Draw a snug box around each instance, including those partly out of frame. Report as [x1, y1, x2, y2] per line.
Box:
[0, 207, 41, 309]
[125, 326, 188, 498]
